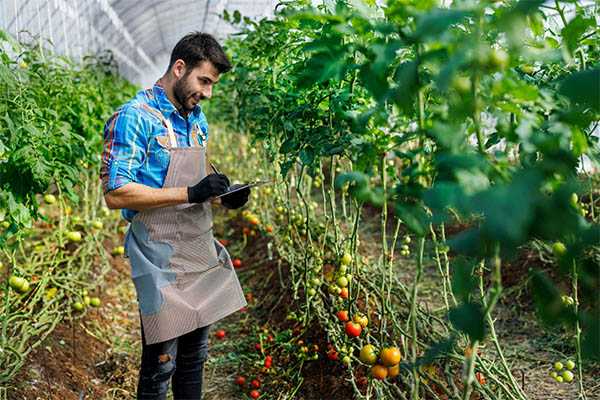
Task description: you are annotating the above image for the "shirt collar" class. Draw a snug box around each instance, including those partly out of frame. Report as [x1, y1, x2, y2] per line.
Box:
[152, 80, 202, 120]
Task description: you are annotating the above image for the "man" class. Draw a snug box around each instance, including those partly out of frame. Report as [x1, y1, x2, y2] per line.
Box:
[100, 32, 249, 399]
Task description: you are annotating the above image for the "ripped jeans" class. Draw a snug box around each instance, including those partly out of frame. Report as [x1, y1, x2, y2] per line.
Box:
[137, 322, 211, 400]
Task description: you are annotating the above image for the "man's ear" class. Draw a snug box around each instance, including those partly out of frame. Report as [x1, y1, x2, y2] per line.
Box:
[172, 59, 186, 79]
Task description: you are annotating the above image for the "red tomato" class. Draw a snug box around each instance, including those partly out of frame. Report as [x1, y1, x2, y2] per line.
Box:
[267, 334, 274, 342]
[216, 330, 226, 339]
[337, 310, 349, 322]
[328, 350, 338, 360]
[218, 238, 228, 246]
[476, 372, 486, 385]
[345, 322, 362, 338]
[255, 343, 262, 351]
[243, 227, 250, 234]
[264, 360, 272, 368]
[250, 390, 260, 399]
[252, 379, 260, 388]
[358, 376, 367, 385]
[265, 356, 273, 362]
[233, 259, 242, 268]
[236, 377, 246, 386]
[340, 287, 348, 298]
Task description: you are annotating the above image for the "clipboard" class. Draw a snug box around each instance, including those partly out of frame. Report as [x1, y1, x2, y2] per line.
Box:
[211, 178, 273, 200]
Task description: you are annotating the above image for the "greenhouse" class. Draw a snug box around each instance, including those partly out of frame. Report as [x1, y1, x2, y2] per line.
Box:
[0, 0, 598, 399]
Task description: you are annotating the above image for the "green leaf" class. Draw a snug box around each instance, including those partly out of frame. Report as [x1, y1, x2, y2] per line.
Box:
[451, 258, 476, 301]
[394, 202, 428, 237]
[582, 314, 600, 361]
[561, 15, 594, 54]
[449, 303, 485, 342]
[531, 269, 577, 327]
[570, 126, 588, 157]
[0, 29, 21, 52]
[558, 68, 600, 113]
[410, 9, 469, 43]
[233, 10, 242, 24]
[334, 171, 370, 202]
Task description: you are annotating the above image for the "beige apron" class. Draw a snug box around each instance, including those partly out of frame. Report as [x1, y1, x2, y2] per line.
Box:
[127, 114, 246, 345]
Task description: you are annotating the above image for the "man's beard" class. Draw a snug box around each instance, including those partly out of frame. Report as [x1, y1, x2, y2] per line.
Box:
[173, 72, 202, 115]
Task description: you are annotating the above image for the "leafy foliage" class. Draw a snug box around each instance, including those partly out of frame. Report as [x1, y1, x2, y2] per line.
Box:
[0, 31, 137, 244]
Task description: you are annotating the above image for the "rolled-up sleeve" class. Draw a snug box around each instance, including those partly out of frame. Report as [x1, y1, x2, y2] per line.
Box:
[100, 105, 148, 194]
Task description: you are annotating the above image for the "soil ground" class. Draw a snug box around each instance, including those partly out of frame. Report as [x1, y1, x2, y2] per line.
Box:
[5, 205, 600, 400]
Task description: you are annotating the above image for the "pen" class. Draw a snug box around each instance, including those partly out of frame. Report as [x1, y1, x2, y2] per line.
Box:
[210, 162, 219, 175]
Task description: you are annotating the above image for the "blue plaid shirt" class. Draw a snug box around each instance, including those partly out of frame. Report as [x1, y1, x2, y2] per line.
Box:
[100, 80, 210, 222]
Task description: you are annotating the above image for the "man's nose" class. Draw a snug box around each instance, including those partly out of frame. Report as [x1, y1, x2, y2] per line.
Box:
[202, 86, 212, 99]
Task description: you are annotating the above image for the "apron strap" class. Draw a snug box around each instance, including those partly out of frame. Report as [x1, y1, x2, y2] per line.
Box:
[164, 119, 177, 148]
[141, 104, 177, 148]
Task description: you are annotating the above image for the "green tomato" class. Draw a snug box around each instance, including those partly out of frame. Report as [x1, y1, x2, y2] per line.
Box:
[112, 246, 125, 256]
[452, 76, 471, 94]
[555, 376, 563, 383]
[92, 220, 103, 229]
[340, 252, 352, 266]
[336, 276, 348, 288]
[307, 288, 316, 296]
[66, 231, 82, 242]
[18, 280, 29, 293]
[338, 265, 348, 275]
[311, 278, 321, 286]
[550, 371, 558, 379]
[83, 295, 91, 305]
[72, 302, 84, 311]
[404, 236, 411, 244]
[565, 360, 575, 370]
[561, 370, 574, 383]
[89, 297, 101, 307]
[359, 345, 378, 365]
[342, 355, 351, 364]
[552, 242, 566, 257]
[570, 193, 578, 208]
[43, 194, 56, 204]
[554, 362, 563, 371]
[2, 221, 10, 229]
[489, 48, 509, 69]
[521, 65, 535, 74]
[9, 276, 25, 291]
[328, 284, 339, 294]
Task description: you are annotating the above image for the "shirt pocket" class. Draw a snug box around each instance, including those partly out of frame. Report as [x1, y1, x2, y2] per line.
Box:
[148, 133, 171, 169]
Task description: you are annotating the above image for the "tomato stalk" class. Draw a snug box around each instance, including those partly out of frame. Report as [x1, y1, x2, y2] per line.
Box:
[572, 259, 587, 400]
[408, 236, 425, 400]
[478, 254, 527, 400]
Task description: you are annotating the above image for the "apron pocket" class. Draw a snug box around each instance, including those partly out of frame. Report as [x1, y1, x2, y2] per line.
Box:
[214, 238, 234, 270]
[169, 229, 221, 280]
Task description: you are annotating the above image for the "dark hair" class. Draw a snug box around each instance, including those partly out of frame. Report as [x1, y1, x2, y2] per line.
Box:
[167, 32, 232, 74]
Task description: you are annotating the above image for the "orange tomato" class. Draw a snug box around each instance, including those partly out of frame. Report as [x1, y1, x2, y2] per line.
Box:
[380, 347, 401, 366]
[371, 364, 388, 380]
[387, 364, 400, 378]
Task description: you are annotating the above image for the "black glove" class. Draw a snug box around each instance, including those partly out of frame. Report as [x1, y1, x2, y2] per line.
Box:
[221, 184, 250, 209]
[187, 174, 230, 203]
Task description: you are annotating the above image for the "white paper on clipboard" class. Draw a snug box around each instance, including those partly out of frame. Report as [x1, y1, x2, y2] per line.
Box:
[211, 178, 273, 200]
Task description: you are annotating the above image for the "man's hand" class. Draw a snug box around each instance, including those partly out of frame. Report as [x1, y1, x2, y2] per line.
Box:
[221, 184, 250, 209]
[188, 174, 230, 203]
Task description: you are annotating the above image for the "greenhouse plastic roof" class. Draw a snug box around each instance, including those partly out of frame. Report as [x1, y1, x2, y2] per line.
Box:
[0, 0, 593, 87]
[0, 0, 279, 86]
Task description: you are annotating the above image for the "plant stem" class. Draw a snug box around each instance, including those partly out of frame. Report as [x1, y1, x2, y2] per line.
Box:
[572, 259, 587, 400]
[409, 236, 425, 400]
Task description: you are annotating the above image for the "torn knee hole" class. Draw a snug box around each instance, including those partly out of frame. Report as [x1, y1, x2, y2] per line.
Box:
[158, 354, 170, 363]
